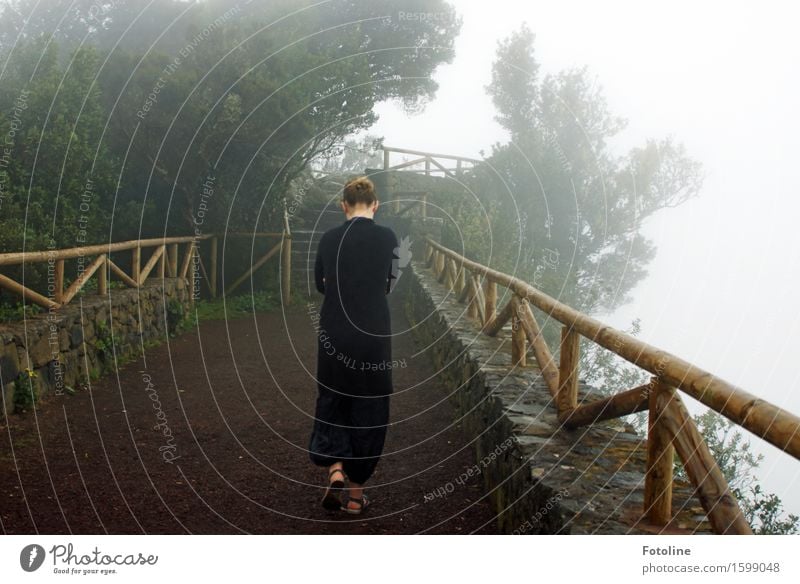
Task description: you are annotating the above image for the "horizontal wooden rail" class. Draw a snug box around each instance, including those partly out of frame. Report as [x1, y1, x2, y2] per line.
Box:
[0, 235, 211, 266]
[425, 236, 800, 461]
[0, 213, 295, 309]
[382, 145, 482, 164]
[561, 381, 651, 428]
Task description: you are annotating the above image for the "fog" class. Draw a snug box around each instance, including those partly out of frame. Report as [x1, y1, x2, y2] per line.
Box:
[369, 0, 800, 515]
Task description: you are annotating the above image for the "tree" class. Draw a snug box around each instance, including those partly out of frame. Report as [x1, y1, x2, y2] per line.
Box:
[0, 37, 120, 295]
[437, 18, 794, 539]
[91, 0, 461, 235]
[315, 134, 385, 174]
[0, 0, 205, 57]
[455, 25, 702, 328]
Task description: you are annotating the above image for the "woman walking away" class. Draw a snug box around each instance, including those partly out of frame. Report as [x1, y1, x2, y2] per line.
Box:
[308, 176, 400, 514]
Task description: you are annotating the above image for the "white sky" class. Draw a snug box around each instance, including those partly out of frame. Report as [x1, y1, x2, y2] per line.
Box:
[370, 0, 800, 517]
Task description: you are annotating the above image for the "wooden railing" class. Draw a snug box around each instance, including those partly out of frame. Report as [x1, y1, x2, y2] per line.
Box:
[424, 237, 800, 535]
[0, 210, 293, 309]
[382, 145, 480, 179]
[381, 146, 481, 214]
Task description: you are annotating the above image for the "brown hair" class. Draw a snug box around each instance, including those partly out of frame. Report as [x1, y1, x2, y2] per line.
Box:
[342, 176, 377, 207]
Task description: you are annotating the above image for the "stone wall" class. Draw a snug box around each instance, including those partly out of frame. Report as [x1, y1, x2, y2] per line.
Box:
[1, 278, 190, 414]
[404, 259, 712, 534]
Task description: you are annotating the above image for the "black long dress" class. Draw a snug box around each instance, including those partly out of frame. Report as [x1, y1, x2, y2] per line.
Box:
[308, 215, 399, 484]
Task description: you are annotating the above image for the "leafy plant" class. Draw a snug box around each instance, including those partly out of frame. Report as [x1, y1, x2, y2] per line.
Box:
[194, 290, 280, 321]
[0, 302, 43, 322]
[13, 368, 39, 413]
[92, 319, 114, 358]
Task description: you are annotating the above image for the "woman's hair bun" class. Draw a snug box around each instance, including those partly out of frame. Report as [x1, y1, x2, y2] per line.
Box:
[343, 176, 377, 206]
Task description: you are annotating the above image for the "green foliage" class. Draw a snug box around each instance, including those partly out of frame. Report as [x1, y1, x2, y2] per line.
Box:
[194, 290, 279, 321]
[166, 298, 193, 335]
[13, 368, 39, 413]
[743, 484, 799, 535]
[678, 410, 761, 493]
[92, 319, 113, 358]
[91, 0, 461, 236]
[1, 0, 461, 291]
[0, 302, 43, 322]
[0, 37, 120, 294]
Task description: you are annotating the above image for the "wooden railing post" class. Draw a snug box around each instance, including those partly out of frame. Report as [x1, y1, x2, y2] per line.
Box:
[557, 325, 580, 413]
[54, 259, 64, 304]
[281, 232, 292, 305]
[643, 378, 674, 526]
[467, 273, 480, 320]
[510, 296, 526, 367]
[435, 251, 446, 282]
[448, 259, 459, 293]
[189, 245, 198, 304]
[421, 192, 427, 219]
[132, 245, 141, 283]
[210, 236, 218, 298]
[485, 280, 497, 325]
[656, 388, 753, 534]
[443, 259, 452, 291]
[516, 298, 560, 398]
[456, 263, 466, 298]
[168, 243, 178, 277]
[98, 256, 107, 296]
[158, 245, 166, 279]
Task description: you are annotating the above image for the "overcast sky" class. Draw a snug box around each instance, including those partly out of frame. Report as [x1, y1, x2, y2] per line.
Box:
[369, 0, 800, 516]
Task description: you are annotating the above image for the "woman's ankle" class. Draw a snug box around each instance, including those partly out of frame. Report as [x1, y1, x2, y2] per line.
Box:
[348, 483, 363, 500]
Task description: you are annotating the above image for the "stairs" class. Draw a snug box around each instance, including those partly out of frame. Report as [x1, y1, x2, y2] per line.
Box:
[289, 206, 343, 295]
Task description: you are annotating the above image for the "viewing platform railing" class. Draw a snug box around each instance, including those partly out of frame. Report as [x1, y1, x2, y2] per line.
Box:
[424, 236, 800, 535]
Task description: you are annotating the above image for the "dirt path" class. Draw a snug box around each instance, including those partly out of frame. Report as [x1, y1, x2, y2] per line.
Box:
[0, 286, 497, 534]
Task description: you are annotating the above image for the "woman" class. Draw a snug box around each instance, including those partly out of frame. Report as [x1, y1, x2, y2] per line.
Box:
[308, 176, 399, 514]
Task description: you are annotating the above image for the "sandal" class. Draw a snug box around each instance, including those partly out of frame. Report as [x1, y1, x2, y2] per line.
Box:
[321, 468, 346, 510]
[341, 493, 370, 515]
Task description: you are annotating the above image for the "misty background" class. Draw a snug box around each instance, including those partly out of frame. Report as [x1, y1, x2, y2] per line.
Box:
[368, 0, 800, 514]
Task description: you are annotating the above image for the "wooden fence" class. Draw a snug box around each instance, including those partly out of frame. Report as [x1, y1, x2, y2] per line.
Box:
[424, 236, 800, 535]
[381, 145, 480, 215]
[382, 145, 480, 178]
[0, 210, 293, 309]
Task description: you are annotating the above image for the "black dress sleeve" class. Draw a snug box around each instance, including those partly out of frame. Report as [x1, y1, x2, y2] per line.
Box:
[314, 239, 325, 294]
[387, 228, 400, 294]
